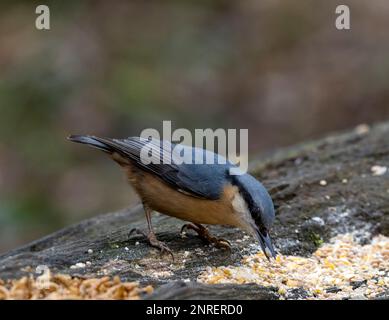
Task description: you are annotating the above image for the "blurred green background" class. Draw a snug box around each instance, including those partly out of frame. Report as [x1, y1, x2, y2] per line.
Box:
[0, 0, 388, 253]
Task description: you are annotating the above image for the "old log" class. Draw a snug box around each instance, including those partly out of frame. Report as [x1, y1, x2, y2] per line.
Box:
[0, 122, 388, 299]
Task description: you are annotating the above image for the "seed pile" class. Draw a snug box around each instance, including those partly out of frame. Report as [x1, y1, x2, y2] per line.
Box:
[198, 234, 389, 299]
[0, 267, 153, 300]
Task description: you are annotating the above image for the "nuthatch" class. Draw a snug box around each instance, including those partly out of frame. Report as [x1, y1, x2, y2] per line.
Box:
[68, 135, 276, 260]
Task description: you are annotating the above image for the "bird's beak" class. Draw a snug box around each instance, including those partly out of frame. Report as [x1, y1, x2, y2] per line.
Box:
[256, 229, 277, 260]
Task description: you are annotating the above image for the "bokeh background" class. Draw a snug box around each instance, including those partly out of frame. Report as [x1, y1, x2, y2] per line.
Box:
[0, 0, 388, 254]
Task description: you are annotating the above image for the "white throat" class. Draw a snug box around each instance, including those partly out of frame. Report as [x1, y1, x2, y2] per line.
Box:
[231, 191, 257, 237]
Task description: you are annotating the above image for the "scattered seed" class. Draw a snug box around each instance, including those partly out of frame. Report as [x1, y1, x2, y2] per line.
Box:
[70, 262, 86, 269]
[0, 270, 153, 300]
[371, 165, 387, 176]
[320, 180, 327, 186]
[198, 233, 389, 300]
[354, 124, 370, 135]
[311, 217, 325, 226]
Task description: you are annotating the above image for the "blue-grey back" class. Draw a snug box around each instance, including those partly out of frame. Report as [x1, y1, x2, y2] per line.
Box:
[115, 137, 235, 200]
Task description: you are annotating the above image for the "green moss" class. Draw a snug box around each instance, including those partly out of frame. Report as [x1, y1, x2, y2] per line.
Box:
[310, 233, 324, 247]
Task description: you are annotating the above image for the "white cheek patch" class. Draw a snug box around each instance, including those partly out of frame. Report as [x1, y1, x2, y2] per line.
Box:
[231, 192, 249, 215]
[231, 192, 256, 234]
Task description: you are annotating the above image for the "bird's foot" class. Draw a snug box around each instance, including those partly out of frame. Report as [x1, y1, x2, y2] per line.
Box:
[129, 228, 174, 261]
[128, 227, 148, 239]
[180, 223, 231, 250]
[147, 233, 174, 261]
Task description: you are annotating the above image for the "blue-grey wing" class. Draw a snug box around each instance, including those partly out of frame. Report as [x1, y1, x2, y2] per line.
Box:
[98, 137, 233, 200]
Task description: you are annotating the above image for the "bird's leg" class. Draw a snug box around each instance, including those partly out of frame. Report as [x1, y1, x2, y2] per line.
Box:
[129, 203, 174, 260]
[180, 223, 231, 250]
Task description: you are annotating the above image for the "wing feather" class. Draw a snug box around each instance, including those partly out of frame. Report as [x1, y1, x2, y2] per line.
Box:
[93, 137, 232, 200]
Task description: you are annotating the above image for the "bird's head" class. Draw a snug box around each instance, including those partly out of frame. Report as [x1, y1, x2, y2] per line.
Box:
[231, 173, 277, 260]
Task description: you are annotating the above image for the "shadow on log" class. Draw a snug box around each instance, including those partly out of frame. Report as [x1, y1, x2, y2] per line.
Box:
[0, 122, 388, 299]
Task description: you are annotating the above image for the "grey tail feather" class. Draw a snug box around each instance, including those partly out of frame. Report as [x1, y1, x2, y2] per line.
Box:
[67, 135, 114, 153]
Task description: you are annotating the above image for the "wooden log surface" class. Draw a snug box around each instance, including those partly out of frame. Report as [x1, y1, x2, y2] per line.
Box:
[0, 122, 388, 299]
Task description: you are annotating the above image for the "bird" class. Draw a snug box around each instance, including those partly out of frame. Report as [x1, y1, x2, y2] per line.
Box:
[68, 135, 277, 260]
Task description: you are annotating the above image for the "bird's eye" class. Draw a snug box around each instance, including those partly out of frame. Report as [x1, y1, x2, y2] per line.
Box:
[257, 224, 267, 234]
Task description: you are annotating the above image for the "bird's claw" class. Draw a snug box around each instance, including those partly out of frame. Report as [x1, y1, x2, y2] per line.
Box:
[128, 228, 174, 261]
[128, 228, 147, 239]
[213, 238, 232, 250]
[148, 235, 174, 261]
[180, 223, 232, 250]
[180, 224, 192, 235]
